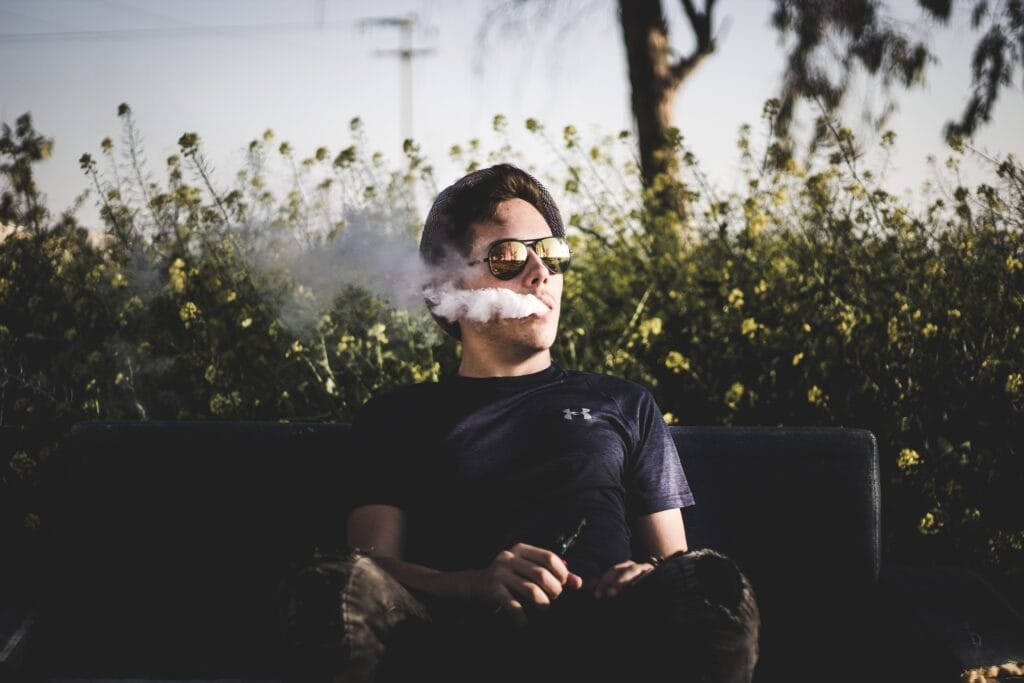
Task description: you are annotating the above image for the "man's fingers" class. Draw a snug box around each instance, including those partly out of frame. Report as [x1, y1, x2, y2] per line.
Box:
[594, 561, 654, 599]
[512, 543, 571, 583]
[507, 574, 553, 608]
[495, 587, 528, 627]
[509, 556, 563, 599]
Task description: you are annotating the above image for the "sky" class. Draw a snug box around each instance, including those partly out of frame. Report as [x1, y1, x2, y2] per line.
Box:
[2, 0, 1023, 225]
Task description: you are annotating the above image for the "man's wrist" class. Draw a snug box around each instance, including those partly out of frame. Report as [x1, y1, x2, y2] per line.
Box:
[644, 549, 688, 567]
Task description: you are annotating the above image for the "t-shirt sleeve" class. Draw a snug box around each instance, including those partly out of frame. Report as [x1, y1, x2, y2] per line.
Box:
[625, 388, 695, 514]
[347, 392, 414, 511]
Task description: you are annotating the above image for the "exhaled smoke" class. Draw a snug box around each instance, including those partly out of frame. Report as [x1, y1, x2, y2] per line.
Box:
[260, 205, 432, 332]
[248, 205, 549, 333]
[424, 284, 547, 322]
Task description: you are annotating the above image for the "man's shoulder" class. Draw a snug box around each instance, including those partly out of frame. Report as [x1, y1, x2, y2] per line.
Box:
[355, 380, 446, 417]
[560, 368, 655, 401]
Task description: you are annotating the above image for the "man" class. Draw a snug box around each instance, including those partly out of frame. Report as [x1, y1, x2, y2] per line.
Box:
[286, 164, 759, 682]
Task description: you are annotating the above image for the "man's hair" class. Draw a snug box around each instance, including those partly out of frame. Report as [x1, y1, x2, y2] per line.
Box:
[419, 163, 565, 339]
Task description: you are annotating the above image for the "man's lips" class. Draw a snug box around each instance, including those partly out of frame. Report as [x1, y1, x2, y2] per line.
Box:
[530, 295, 555, 317]
[534, 294, 555, 311]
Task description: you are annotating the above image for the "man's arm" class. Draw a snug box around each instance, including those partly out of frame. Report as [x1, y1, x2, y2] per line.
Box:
[346, 503, 476, 599]
[594, 508, 688, 599]
[634, 507, 689, 557]
[346, 504, 583, 625]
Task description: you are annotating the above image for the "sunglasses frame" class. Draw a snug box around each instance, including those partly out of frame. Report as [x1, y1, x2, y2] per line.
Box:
[467, 236, 573, 280]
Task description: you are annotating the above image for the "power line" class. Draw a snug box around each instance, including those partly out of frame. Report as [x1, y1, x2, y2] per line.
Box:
[0, 20, 356, 44]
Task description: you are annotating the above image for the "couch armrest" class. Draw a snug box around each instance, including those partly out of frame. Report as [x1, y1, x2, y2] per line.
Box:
[878, 566, 1024, 681]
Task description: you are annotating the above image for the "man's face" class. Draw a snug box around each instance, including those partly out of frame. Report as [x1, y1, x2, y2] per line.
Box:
[458, 197, 563, 356]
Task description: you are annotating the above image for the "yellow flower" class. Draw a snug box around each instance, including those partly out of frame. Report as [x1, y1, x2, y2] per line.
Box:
[887, 318, 900, 343]
[727, 288, 745, 308]
[724, 382, 745, 410]
[1006, 255, 1023, 273]
[741, 317, 762, 339]
[178, 301, 200, 327]
[168, 258, 187, 293]
[240, 317, 252, 328]
[209, 391, 242, 416]
[792, 352, 804, 366]
[1006, 373, 1023, 396]
[638, 317, 663, 347]
[747, 213, 766, 236]
[665, 351, 691, 374]
[897, 448, 922, 470]
[917, 510, 943, 536]
[337, 334, 355, 352]
[922, 322, 939, 338]
[662, 412, 678, 425]
[367, 323, 388, 344]
[807, 385, 826, 406]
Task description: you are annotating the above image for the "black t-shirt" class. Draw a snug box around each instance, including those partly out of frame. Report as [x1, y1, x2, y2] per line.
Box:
[348, 363, 695, 580]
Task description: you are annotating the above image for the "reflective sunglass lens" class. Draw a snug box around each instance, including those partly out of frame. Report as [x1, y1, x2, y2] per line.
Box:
[488, 241, 529, 279]
[485, 237, 571, 279]
[536, 237, 571, 273]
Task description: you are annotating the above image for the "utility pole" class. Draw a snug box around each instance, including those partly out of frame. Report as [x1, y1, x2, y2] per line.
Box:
[359, 14, 436, 142]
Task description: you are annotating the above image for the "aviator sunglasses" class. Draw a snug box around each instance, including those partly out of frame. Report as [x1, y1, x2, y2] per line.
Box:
[467, 236, 573, 280]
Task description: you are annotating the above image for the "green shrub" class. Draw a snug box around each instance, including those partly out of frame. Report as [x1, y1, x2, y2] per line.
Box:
[1, 104, 1021, 606]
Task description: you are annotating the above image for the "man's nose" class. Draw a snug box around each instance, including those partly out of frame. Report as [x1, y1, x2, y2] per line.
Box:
[521, 247, 550, 285]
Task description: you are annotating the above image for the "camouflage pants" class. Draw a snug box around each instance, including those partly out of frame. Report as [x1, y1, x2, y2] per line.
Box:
[280, 548, 759, 683]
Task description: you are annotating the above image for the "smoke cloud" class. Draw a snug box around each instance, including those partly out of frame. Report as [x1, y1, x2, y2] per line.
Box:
[424, 285, 548, 322]
[259, 206, 431, 332]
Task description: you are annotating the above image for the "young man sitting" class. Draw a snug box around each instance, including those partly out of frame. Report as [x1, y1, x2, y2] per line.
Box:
[285, 164, 760, 683]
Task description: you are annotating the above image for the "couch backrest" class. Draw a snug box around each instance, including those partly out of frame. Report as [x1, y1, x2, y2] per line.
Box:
[39, 421, 879, 677]
[43, 421, 351, 678]
[673, 425, 881, 650]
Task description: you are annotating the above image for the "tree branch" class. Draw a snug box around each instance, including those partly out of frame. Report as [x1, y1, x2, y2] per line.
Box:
[671, 0, 716, 87]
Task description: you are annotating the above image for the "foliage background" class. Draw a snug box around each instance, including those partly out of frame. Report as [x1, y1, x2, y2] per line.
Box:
[2, 104, 1021, 609]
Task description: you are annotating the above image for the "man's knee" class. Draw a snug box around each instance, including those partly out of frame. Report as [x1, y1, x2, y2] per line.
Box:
[279, 551, 428, 680]
[628, 548, 760, 682]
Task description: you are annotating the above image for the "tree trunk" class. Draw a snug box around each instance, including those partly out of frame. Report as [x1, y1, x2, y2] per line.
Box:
[618, 0, 680, 194]
[618, 0, 716, 236]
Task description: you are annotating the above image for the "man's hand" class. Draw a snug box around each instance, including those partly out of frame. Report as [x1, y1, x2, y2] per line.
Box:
[593, 559, 656, 600]
[471, 542, 584, 627]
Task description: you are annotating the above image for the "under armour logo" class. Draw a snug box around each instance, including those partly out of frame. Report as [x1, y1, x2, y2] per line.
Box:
[563, 408, 592, 421]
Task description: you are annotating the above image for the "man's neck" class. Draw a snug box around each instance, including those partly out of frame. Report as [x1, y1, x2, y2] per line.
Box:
[457, 347, 552, 378]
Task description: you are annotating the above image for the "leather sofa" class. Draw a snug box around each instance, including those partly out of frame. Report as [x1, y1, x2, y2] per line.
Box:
[2, 421, 1022, 682]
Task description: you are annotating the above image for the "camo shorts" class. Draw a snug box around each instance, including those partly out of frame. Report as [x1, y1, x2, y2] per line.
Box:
[280, 548, 759, 683]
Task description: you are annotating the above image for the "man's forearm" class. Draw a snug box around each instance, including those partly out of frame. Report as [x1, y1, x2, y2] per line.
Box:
[368, 554, 481, 601]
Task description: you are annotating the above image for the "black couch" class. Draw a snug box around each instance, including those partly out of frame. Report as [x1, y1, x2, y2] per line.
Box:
[3, 421, 1023, 682]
